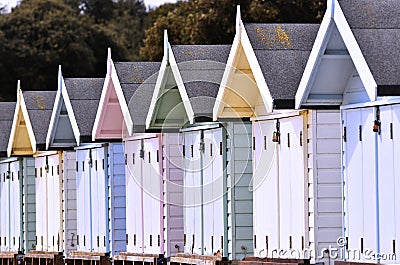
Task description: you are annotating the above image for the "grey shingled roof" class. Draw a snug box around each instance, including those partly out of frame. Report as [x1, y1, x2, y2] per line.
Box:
[0, 102, 16, 156]
[113, 62, 160, 133]
[171, 45, 231, 118]
[244, 23, 319, 108]
[338, 0, 400, 89]
[64, 78, 104, 140]
[23, 91, 56, 149]
[114, 62, 161, 103]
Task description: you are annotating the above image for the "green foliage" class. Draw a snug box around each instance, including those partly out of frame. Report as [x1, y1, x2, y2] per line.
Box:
[140, 0, 325, 61]
[0, 0, 325, 100]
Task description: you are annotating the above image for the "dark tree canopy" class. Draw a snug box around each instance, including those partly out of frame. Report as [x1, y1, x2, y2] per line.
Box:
[0, 0, 325, 101]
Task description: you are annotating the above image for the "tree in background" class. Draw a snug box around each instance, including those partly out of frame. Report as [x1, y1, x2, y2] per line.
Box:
[0, 0, 325, 100]
[140, 0, 325, 61]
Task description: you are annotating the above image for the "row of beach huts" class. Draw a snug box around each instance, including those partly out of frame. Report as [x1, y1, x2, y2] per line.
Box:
[0, 1, 399, 265]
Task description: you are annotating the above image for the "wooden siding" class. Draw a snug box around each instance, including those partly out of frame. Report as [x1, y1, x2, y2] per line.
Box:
[109, 143, 127, 255]
[22, 157, 36, 252]
[162, 133, 184, 257]
[63, 151, 77, 256]
[309, 110, 342, 264]
[226, 122, 253, 260]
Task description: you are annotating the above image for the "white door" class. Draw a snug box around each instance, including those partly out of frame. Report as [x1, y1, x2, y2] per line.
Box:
[393, 105, 400, 262]
[202, 130, 213, 256]
[343, 107, 378, 260]
[47, 154, 62, 251]
[252, 120, 279, 257]
[148, 137, 162, 254]
[377, 106, 395, 257]
[95, 148, 107, 253]
[0, 162, 9, 251]
[9, 160, 21, 251]
[125, 139, 143, 253]
[183, 131, 202, 254]
[208, 128, 225, 255]
[76, 149, 92, 251]
[35, 156, 47, 251]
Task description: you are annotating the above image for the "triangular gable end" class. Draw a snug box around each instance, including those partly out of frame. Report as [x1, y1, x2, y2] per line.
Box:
[8, 82, 36, 156]
[295, 0, 377, 108]
[146, 31, 193, 130]
[214, 6, 273, 120]
[46, 66, 80, 149]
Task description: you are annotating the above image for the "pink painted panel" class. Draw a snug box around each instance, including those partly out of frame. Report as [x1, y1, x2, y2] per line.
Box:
[95, 81, 127, 140]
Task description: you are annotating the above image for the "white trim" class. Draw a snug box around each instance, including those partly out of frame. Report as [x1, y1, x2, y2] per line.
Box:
[333, 0, 376, 100]
[33, 150, 59, 158]
[74, 142, 108, 150]
[213, 33, 241, 121]
[213, 18, 274, 120]
[295, 0, 377, 108]
[46, 85, 62, 149]
[0, 157, 19, 164]
[7, 83, 37, 156]
[92, 58, 134, 140]
[61, 77, 81, 145]
[250, 110, 306, 122]
[47, 69, 81, 148]
[180, 122, 220, 132]
[169, 44, 195, 124]
[124, 133, 159, 142]
[146, 59, 168, 129]
[340, 97, 400, 110]
[295, 13, 335, 109]
[240, 24, 274, 113]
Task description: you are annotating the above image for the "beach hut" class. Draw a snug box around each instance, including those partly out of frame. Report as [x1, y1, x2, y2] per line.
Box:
[0, 101, 26, 264]
[146, 33, 253, 264]
[214, 8, 343, 264]
[295, 0, 400, 263]
[5, 84, 56, 258]
[91, 50, 163, 264]
[112, 55, 186, 264]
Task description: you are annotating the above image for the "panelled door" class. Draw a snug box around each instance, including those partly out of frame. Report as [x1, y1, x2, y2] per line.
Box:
[203, 128, 224, 256]
[91, 147, 108, 253]
[125, 139, 143, 253]
[143, 137, 162, 254]
[183, 131, 202, 254]
[36, 154, 62, 251]
[9, 160, 21, 251]
[47, 154, 62, 252]
[0, 162, 10, 251]
[252, 120, 279, 257]
[35, 156, 48, 251]
[278, 116, 306, 253]
[343, 107, 378, 259]
[377, 104, 400, 262]
[76, 149, 92, 251]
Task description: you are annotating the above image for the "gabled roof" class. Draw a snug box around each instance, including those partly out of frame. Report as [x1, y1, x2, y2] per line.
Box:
[146, 31, 230, 130]
[214, 7, 319, 120]
[0, 102, 16, 157]
[171, 44, 231, 119]
[295, 0, 400, 108]
[64, 78, 104, 142]
[92, 49, 161, 139]
[338, 0, 400, 94]
[8, 82, 56, 156]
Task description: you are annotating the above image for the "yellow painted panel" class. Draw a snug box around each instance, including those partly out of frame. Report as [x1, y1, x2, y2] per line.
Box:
[11, 107, 33, 155]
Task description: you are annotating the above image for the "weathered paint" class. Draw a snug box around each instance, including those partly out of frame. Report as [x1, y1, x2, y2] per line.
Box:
[124, 133, 183, 257]
[252, 110, 342, 264]
[182, 121, 253, 260]
[0, 157, 35, 253]
[75, 143, 125, 256]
